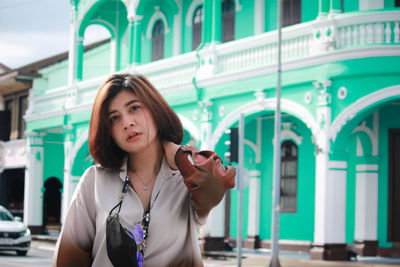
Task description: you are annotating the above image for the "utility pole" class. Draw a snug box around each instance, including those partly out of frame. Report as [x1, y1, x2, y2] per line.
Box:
[269, 0, 283, 266]
[237, 113, 245, 267]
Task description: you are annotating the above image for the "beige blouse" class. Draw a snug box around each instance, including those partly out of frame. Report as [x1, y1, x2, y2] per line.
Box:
[54, 157, 206, 267]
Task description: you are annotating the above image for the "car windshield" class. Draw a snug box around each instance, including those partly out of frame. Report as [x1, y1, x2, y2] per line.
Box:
[0, 210, 14, 221]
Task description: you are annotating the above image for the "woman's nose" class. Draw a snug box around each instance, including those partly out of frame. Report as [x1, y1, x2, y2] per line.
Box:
[123, 118, 135, 130]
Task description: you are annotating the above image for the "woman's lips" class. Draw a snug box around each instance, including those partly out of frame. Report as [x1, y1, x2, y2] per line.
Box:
[127, 132, 142, 142]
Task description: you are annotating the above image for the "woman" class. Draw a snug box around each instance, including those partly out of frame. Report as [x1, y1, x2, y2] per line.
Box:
[53, 74, 235, 267]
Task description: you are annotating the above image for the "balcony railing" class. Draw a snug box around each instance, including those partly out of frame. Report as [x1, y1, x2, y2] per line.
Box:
[26, 10, 400, 121]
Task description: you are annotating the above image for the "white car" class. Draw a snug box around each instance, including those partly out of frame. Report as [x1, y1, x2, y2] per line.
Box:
[0, 205, 31, 256]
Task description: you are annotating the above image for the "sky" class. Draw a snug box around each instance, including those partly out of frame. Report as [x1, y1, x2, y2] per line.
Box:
[0, 0, 108, 69]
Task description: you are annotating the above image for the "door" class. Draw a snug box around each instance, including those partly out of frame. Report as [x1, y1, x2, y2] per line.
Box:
[388, 129, 400, 242]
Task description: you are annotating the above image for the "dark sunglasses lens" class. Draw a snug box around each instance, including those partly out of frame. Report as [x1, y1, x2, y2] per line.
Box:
[133, 224, 144, 244]
[137, 252, 144, 267]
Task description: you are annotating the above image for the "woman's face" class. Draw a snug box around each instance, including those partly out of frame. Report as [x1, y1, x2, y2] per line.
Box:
[107, 90, 159, 154]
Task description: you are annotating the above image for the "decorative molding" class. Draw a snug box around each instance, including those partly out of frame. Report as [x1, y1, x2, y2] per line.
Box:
[280, 122, 303, 145]
[356, 164, 379, 172]
[352, 111, 379, 156]
[219, 106, 225, 117]
[146, 6, 170, 39]
[331, 85, 398, 141]
[304, 92, 312, 104]
[338, 86, 347, 100]
[185, 0, 203, 27]
[209, 97, 317, 150]
[328, 160, 347, 170]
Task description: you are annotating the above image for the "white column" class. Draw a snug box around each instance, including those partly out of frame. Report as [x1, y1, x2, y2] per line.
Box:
[61, 125, 74, 224]
[254, 0, 265, 35]
[198, 100, 225, 238]
[199, 101, 213, 151]
[354, 164, 378, 241]
[173, 6, 182, 56]
[110, 39, 118, 73]
[359, 0, 383, 10]
[247, 170, 260, 237]
[313, 80, 347, 245]
[24, 132, 45, 228]
[68, 5, 78, 86]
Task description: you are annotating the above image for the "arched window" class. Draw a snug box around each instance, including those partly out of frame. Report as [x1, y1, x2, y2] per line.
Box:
[192, 5, 203, 50]
[222, 0, 235, 43]
[152, 20, 164, 61]
[280, 141, 298, 213]
[282, 0, 301, 27]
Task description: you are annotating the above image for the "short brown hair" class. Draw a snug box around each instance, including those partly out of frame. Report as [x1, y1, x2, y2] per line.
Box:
[89, 73, 183, 169]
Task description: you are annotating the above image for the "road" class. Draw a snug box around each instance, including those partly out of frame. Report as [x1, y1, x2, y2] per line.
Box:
[0, 242, 54, 267]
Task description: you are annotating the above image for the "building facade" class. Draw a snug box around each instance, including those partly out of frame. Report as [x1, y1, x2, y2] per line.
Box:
[23, 0, 400, 260]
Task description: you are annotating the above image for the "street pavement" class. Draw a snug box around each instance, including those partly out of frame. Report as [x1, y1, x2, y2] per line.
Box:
[30, 238, 400, 267]
[203, 250, 400, 267]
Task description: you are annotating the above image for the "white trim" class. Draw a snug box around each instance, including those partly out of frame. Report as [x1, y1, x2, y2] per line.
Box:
[356, 136, 364, 156]
[331, 85, 400, 141]
[173, 6, 182, 56]
[209, 97, 318, 150]
[197, 46, 400, 90]
[254, 0, 265, 34]
[146, 6, 170, 39]
[69, 129, 89, 168]
[356, 164, 379, 172]
[186, 0, 203, 27]
[359, 0, 383, 11]
[234, 0, 242, 12]
[328, 160, 347, 169]
[178, 114, 200, 141]
[281, 123, 303, 145]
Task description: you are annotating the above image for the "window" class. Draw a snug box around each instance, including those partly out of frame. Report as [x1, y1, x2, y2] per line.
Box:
[2, 91, 28, 140]
[282, 0, 301, 27]
[192, 5, 203, 50]
[18, 95, 28, 139]
[152, 20, 164, 61]
[222, 0, 235, 43]
[280, 141, 298, 213]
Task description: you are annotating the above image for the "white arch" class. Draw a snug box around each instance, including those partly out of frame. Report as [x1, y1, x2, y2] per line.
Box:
[209, 98, 318, 150]
[330, 85, 400, 141]
[146, 6, 170, 39]
[185, 0, 203, 26]
[69, 129, 89, 167]
[178, 114, 200, 141]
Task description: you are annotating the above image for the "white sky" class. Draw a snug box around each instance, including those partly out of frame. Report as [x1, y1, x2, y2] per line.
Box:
[0, 0, 109, 69]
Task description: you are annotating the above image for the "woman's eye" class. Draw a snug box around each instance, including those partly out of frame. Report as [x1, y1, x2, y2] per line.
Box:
[109, 115, 119, 122]
[130, 105, 141, 112]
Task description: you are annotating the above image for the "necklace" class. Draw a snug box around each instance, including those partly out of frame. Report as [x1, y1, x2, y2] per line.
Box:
[133, 171, 157, 191]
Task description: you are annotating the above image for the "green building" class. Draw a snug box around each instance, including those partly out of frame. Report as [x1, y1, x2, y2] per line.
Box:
[21, 0, 400, 260]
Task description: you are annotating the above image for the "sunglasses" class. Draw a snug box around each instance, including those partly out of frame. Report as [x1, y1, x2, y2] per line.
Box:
[125, 223, 148, 267]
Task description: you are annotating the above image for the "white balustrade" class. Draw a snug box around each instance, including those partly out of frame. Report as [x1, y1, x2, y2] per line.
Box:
[27, 10, 400, 120]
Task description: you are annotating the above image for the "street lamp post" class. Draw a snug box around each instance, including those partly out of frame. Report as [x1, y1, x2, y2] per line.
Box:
[269, 0, 283, 266]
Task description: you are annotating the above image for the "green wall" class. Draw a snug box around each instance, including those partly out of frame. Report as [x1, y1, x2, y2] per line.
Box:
[43, 133, 64, 184]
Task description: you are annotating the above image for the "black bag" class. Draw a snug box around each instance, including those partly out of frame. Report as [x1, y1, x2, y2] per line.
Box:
[106, 211, 139, 267]
[106, 173, 139, 267]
